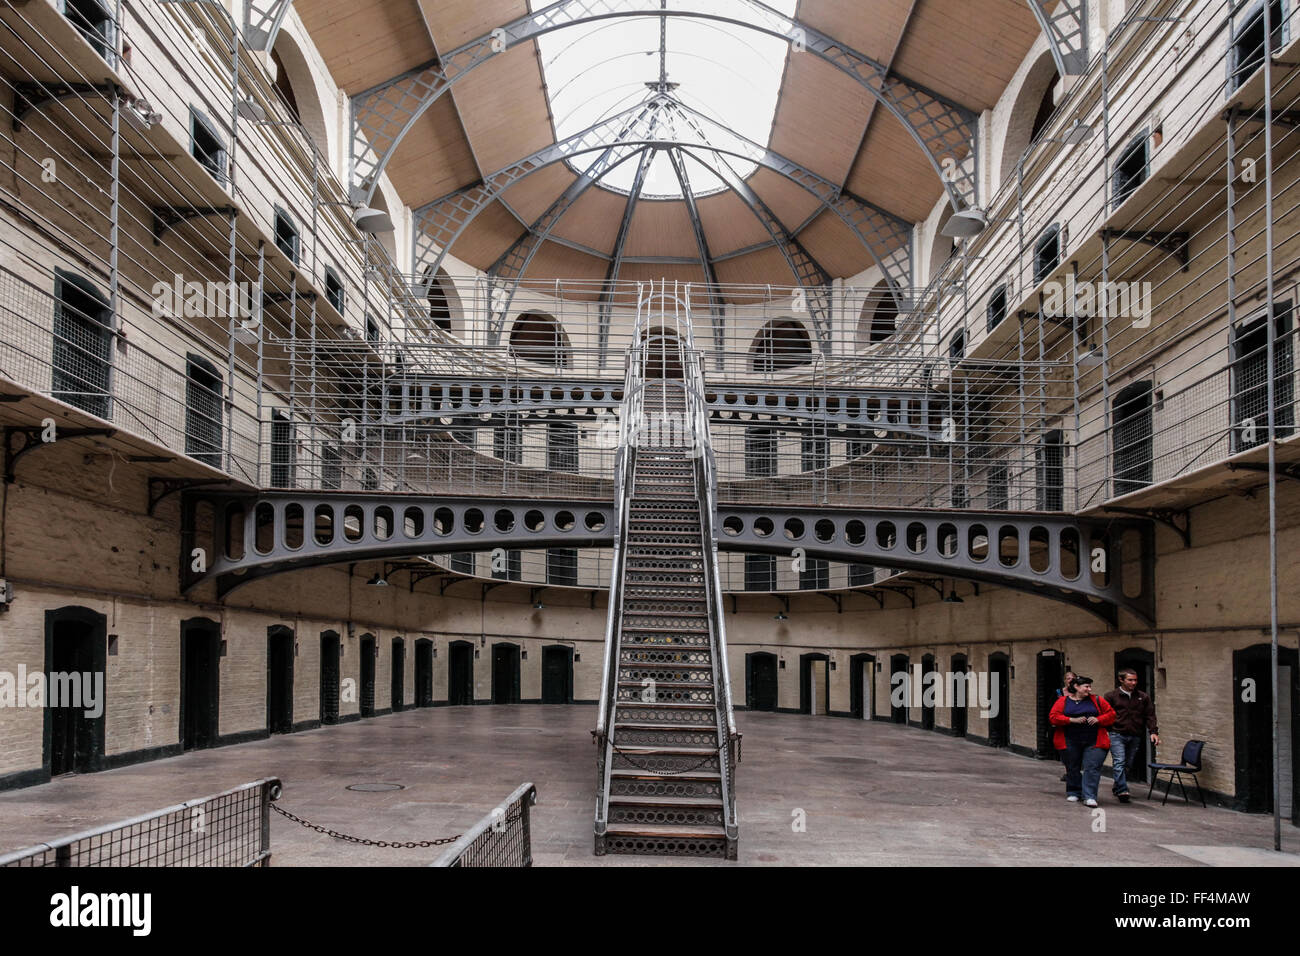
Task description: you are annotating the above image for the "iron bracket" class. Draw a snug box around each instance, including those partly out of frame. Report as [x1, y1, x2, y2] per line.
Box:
[153, 205, 238, 244]
[5, 426, 115, 484]
[815, 592, 843, 613]
[148, 477, 230, 516]
[1103, 505, 1190, 548]
[875, 585, 916, 608]
[12, 81, 119, 130]
[1100, 229, 1190, 271]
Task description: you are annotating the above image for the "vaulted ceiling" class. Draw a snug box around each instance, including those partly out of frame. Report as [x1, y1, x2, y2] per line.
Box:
[295, 0, 1042, 290]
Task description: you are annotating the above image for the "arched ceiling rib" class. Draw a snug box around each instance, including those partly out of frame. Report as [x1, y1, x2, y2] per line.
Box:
[295, 0, 1043, 288]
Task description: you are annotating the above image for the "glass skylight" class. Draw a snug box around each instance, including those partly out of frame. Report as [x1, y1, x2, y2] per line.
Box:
[529, 0, 796, 199]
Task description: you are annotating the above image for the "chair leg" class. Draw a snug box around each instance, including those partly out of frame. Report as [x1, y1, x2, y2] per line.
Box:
[1162, 772, 1174, 805]
[1192, 774, 1206, 808]
[1176, 771, 1190, 804]
[1147, 772, 1158, 801]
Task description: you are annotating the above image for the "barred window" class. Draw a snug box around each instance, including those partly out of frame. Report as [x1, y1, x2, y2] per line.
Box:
[52, 270, 112, 419]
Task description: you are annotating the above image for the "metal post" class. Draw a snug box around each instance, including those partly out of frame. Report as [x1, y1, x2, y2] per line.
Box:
[223, 9, 242, 476]
[1099, 43, 1112, 500]
[1071, 260, 1081, 510]
[255, 242, 266, 484]
[105, 88, 121, 422]
[1261, 0, 1281, 853]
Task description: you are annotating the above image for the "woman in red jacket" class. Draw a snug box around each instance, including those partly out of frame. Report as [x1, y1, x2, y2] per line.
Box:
[1048, 676, 1116, 807]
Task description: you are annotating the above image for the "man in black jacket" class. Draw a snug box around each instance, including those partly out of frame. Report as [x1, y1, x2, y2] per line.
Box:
[1103, 669, 1159, 803]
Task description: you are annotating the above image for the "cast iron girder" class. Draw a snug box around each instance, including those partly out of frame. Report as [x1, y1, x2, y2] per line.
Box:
[596, 146, 657, 368]
[4, 426, 115, 484]
[477, 99, 663, 335]
[1099, 228, 1190, 271]
[664, 145, 725, 364]
[1026, 0, 1089, 75]
[181, 492, 615, 598]
[682, 145, 834, 352]
[713, 504, 1156, 626]
[148, 477, 232, 516]
[413, 96, 914, 320]
[243, 0, 295, 51]
[12, 81, 120, 130]
[349, 0, 979, 211]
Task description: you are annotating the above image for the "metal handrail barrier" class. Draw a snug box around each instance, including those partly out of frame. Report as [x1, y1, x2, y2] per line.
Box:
[0, 777, 282, 867]
[429, 783, 537, 868]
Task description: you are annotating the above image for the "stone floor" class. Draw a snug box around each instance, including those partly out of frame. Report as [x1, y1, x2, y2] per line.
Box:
[1, 705, 1297, 866]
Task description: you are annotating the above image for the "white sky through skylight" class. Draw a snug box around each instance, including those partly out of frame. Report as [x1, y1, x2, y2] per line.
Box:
[529, 0, 797, 199]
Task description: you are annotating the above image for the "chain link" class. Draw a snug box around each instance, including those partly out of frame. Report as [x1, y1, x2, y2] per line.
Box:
[271, 804, 463, 848]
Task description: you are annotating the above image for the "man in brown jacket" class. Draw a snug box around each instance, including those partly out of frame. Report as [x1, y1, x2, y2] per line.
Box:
[1103, 669, 1159, 803]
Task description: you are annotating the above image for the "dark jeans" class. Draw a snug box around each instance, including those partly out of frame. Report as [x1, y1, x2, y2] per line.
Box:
[1062, 737, 1108, 801]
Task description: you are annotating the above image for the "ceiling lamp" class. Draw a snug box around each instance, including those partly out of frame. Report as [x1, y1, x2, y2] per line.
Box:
[1077, 347, 1103, 369]
[366, 572, 388, 587]
[351, 206, 394, 234]
[941, 208, 988, 238]
[1060, 120, 1094, 146]
[237, 98, 268, 123]
[943, 588, 964, 604]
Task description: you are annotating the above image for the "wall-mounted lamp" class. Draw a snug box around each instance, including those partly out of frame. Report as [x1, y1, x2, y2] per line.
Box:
[774, 595, 790, 621]
[236, 97, 268, 123]
[941, 208, 988, 238]
[366, 571, 388, 587]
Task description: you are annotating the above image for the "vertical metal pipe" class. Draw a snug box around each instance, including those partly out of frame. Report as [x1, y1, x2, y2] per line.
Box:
[255, 242, 266, 484]
[1099, 43, 1112, 501]
[1262, 0, 1281, 853]
[223, 14, 241, 475]
[106, 89, 121, 422]
[1071, 260, 1081, 510]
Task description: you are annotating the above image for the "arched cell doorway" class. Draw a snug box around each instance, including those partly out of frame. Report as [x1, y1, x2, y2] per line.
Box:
[359, 634, 376, 717]
[1114, 647, 1156, 783]
[320, 630, 340, 724]
[1233, 644, 1298, 820]
[850, 653, 875, 719]
[541, 645, 574, 704]
[269, 32, 330, 158]
[45, 606, 107, 776]
[1036, 648, 1064, 757]
[492, 643, 521, 704]
[448, 640, 474, 705]
[266, 625, 294, 735]
[950, 654, 969, 737]
[921, 653, 937, 730]
[889, 653, 910, 724]
[746, 652, 778, 711]
[987, 653, 1011, 748]
[415, 639, 434, 707]
[391, 637, 405, 711]
[180, 617, 220, 752]
[800, 653, 830, 715]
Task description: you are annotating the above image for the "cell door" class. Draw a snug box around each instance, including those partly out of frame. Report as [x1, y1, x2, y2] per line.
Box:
[448, 641, 474, 706]
[988, 654, 1011, 747]
[1037, 650, 1064, 757]
[492, 644, 520, 704]
[47, 617, 102, 776]
[849, 654, 874, 720]
[950, 655, 969, 737]
[541, 645, 573, 704]
[320, 632, 340, 724]
[391, 639, 405, 711]
[1234, 645, 1300, 818]
[181, 619, 219, 751]
[359, 636, 375, 717]
[267, 628, 294, 734]
[1114, 648, 1156, 782]
[747, 653, 778, 711]
[921, 654, 937, 730]
[415, 640, 434, 707]
[890, 654, 909, 724]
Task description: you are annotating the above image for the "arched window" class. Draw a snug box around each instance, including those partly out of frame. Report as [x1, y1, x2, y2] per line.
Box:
[52, 270, 112, 418]
[858, 281, 900, 347]
[509, 312, 570, 368]
[749, 319, 811, 372]
[1034, 225, 1062, 286]
[986, 283, 1008, 333]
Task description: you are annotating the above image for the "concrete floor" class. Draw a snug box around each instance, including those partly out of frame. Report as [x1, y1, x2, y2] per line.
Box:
[1, 705, 1297, 866]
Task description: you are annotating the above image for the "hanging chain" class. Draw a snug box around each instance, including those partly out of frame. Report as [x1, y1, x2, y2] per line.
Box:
[270, 803, 463, 847]
[610, 733, 739, 776]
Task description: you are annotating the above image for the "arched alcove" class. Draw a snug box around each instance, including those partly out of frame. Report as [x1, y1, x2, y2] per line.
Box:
[1000, 51, 1061, 185]
[269, 32, 330, 162]
[857, 280, 900, 348]
[424, 267, 462, 334]
[509, 312, 571, 368]
[749, 319, 811, 372]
